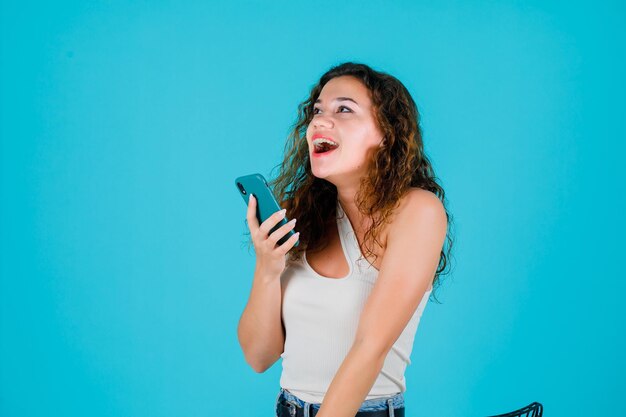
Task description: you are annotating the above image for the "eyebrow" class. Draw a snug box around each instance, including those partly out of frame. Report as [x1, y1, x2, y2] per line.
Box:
[314, 97, 360, 106]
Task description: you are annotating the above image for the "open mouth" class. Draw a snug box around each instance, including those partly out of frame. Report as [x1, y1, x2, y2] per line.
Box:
[313, 139, 339, 155]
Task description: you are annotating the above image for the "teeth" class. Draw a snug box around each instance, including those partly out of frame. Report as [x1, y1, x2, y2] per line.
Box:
[313, 138, 339, 147]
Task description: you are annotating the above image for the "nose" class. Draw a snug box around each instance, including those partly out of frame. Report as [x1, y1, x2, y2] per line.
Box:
[311, 113, 333, 129]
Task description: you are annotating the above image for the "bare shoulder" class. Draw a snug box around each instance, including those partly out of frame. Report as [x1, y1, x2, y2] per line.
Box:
[388, 188, 447, 236]
[397, 187, 445, 216]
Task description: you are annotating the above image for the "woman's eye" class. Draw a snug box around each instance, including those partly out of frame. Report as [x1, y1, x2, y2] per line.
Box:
[313, 106, 352, 114]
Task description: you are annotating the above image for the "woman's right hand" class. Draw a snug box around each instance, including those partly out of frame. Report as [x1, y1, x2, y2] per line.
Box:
[246, 194, 300, 278]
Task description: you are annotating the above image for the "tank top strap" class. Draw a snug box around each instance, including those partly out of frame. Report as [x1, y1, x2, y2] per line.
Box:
[336, 200, 363, 264]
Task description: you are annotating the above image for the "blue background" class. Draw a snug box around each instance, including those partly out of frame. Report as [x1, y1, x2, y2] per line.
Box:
[1, 1, 624, 416]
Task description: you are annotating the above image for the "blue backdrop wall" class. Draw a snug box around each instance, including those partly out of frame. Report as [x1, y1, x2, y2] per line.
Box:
[1, 1, 624, 416]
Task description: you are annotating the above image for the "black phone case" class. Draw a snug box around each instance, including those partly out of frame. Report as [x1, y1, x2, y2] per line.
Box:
[235, 173, 299, 247]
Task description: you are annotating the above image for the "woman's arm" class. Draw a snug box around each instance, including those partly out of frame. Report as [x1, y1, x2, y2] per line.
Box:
[316, 190, 447, 417]
[237, 268, 285, 373]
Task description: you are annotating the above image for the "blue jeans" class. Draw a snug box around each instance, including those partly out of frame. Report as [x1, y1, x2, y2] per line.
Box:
[275, 387, 405, 416]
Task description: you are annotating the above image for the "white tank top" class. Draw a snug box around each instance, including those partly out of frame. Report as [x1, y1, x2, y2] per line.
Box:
[279, 200, 432, 404]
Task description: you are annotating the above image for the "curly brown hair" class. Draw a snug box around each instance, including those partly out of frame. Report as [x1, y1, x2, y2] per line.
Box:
[260, 61, 455, 302]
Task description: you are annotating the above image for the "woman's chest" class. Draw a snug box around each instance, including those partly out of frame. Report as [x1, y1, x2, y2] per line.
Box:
[306, 221, 388, 279]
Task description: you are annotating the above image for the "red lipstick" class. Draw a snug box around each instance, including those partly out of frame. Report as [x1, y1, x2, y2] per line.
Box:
[312, 133, 336, 142]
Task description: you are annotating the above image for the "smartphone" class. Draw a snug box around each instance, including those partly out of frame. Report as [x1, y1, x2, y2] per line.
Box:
[235, 173, 300, 247]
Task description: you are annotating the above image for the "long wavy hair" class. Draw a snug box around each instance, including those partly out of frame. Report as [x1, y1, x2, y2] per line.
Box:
[259, 61, 455, 302]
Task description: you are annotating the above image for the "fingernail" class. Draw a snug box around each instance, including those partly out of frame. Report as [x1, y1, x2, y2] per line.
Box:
[289, 218, 297, 224]
[281, 209, 287, 216]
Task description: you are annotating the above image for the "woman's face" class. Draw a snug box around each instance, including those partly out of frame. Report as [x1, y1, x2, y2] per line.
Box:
[306, 75, 384, 186]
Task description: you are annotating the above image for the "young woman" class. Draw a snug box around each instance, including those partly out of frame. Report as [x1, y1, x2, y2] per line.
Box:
[237, 62, 454, 417]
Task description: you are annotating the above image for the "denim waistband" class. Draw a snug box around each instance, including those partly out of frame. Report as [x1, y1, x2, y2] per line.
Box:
[276, 388, 404, 411]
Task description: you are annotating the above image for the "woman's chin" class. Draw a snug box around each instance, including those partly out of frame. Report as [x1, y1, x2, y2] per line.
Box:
[311, 167, 333, 180]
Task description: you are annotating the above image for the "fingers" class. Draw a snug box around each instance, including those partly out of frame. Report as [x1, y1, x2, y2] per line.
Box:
[246, 194, 291, 242]
[276, 230, 301, 255]
[258, 208, 287, 238]
[246, 194, 260, 230]
[268, 218, 297, 246]
[245, 194, 299, 259]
